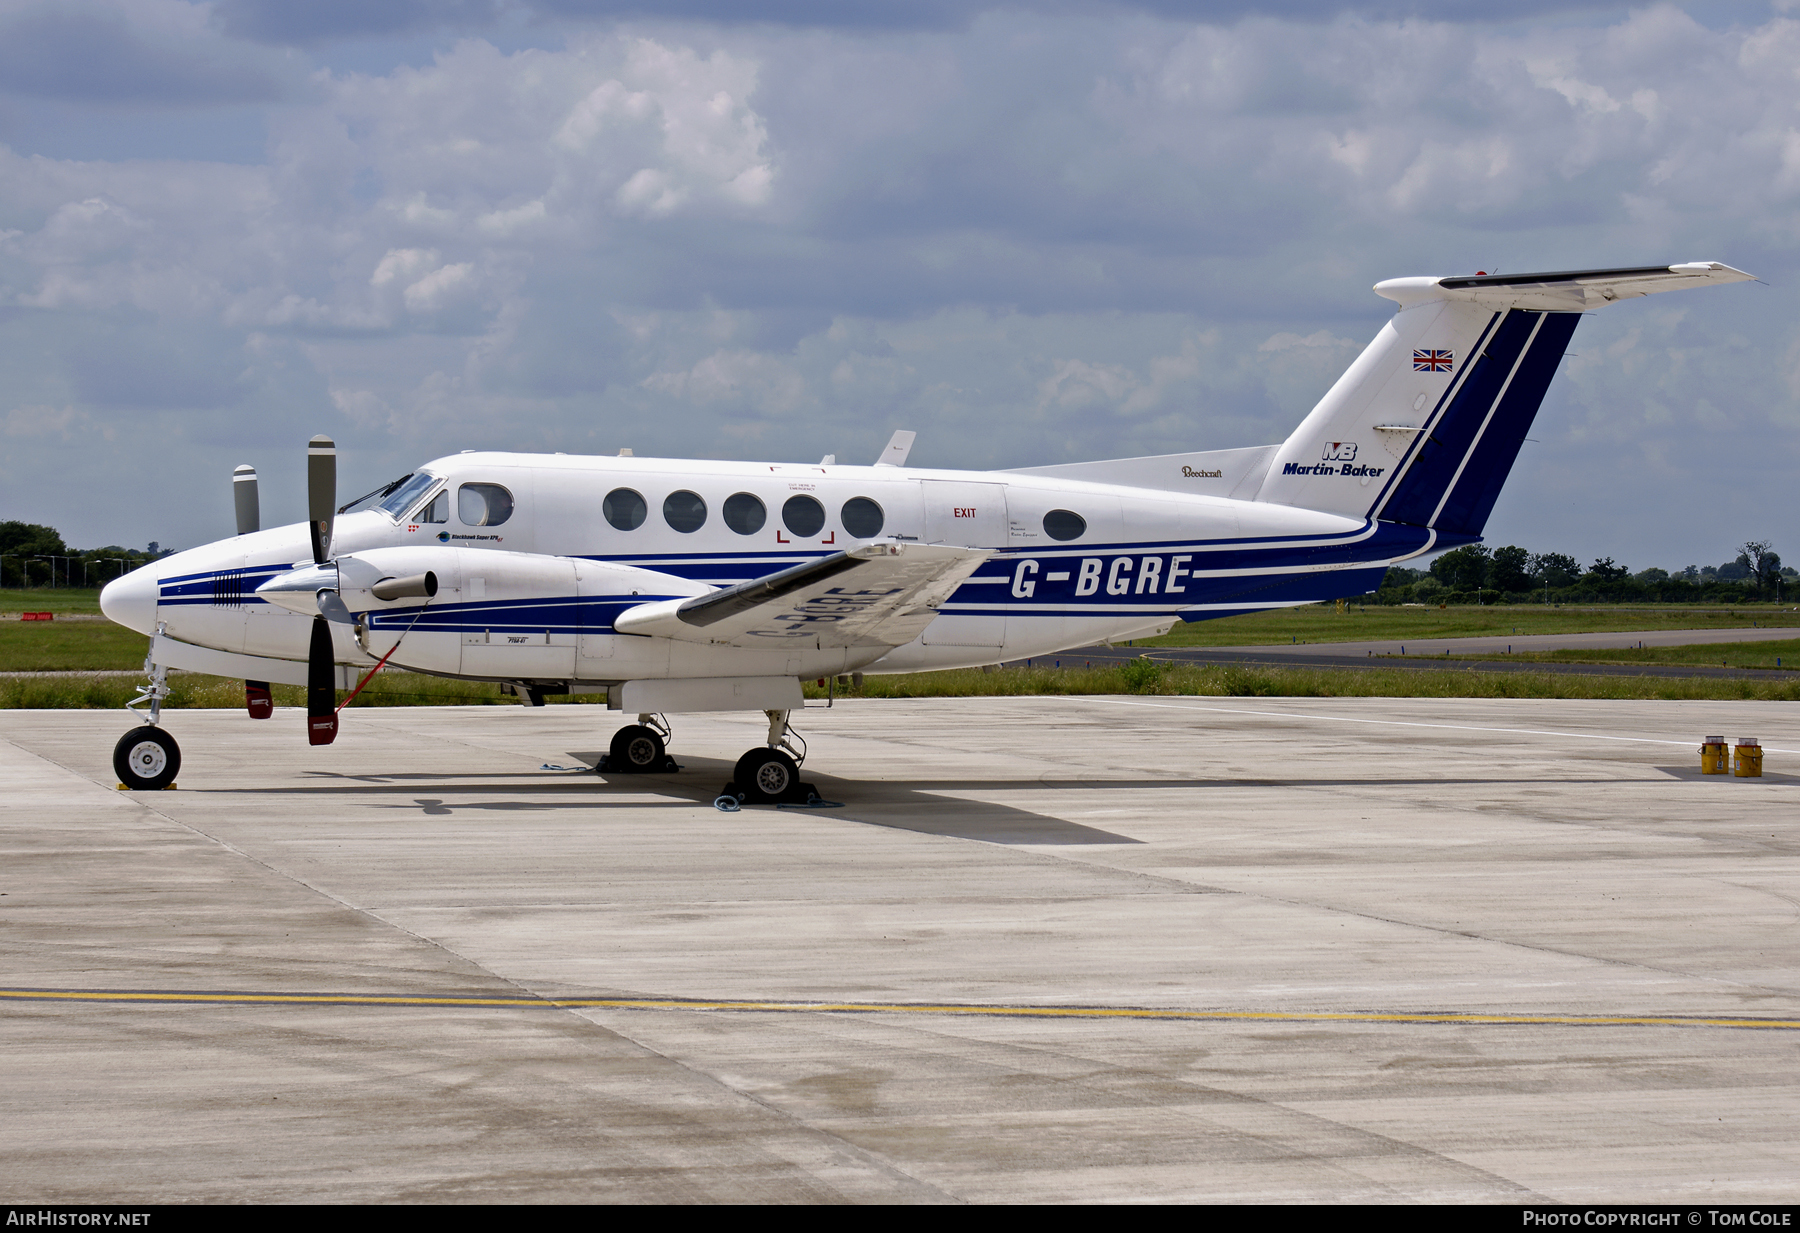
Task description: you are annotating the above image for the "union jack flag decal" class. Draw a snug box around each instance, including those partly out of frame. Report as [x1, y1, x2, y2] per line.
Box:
[1413, 349, 1453, 372]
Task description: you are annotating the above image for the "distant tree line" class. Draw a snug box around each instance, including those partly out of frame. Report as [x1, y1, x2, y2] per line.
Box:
[0, 522, 170, 589]
[1365, 540, 1797, 605]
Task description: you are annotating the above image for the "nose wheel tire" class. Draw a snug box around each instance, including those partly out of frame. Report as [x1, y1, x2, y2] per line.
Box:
[606, 724, 666, 773]
[113, 726, 181, 791]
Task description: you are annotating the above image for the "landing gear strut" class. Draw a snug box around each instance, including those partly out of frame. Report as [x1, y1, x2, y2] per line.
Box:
[116, 636, 180, 790]
[716, 710, 819, 808]
[601, 714, 679, 773]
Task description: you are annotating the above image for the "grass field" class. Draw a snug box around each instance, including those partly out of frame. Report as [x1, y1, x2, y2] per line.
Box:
[0, 619, 150, 671]
[1140, 602, 1800, 647]
[8, 660, 1800, 710]
[0, 587, 105, 616]
[1419, 637, 1800, 672]
[0, 670, 530, 711]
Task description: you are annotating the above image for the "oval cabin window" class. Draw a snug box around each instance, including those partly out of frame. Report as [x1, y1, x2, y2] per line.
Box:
[1042, 509, 1086, 542]
[723, 492, 766, 535]
[603, 488, 647, 531]
[841, 497, 884, 538]
[663, 489, 708, 533]
[782, 495, 826, 538]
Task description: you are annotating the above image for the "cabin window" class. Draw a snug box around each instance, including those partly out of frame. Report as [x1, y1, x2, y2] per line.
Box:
[663, 489, 708, 533]
[841, 496, 884, 538]
[723, 492, 766, 535]
[418, 490, 448, 524]
[603, 488, 647, 531]
[1043, 509, 1086, 541]
[782, 494, 826, 538]
[458, 483, 514, 527]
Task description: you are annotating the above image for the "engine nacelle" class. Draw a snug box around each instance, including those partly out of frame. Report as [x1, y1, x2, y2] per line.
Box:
[257, 548, 710, 681]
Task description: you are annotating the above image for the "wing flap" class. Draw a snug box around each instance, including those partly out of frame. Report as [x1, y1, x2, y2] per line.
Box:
[612, 542, 991, 649]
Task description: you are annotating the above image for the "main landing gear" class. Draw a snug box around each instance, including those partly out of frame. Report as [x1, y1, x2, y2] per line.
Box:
[115, 647, 180, 790]
[600, 714, 680, 774]
[715, 710, 820, 810]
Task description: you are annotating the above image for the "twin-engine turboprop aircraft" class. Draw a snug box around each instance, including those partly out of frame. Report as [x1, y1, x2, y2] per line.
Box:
[100, 262, 1752, 801]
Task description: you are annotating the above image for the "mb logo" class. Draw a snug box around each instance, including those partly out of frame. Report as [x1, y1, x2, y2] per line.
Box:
[1321, 441, 1358, 462]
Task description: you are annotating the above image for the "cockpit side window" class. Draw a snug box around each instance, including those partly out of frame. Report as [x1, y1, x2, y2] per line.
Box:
[416, 490, 449, 524]
[362, 472, 438, 519]
[458, 483, 514, 527]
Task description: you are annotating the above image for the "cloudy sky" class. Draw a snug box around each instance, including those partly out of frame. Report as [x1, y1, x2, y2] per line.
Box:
[1, 0, 1794, 572]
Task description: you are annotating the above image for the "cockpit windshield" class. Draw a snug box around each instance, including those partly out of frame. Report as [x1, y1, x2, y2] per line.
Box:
[338, 471, 441, 520]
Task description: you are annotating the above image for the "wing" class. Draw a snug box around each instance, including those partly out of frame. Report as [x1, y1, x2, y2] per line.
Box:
[611, 542, 990, 649]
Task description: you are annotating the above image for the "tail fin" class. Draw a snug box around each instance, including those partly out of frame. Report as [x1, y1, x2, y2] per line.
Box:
[1255, 263, 1752, 537]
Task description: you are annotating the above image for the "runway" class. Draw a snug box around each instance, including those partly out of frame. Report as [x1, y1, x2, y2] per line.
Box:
[3, 698, 1799, 1203]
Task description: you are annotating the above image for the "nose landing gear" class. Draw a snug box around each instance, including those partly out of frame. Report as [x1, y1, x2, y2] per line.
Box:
[116, 642, 179, 790]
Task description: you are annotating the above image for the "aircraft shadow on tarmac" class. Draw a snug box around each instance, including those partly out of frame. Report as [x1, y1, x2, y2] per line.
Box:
[573, 755, 1150, 845]
[225, 756, 1785, 845]
[261, 758, 1147, 845]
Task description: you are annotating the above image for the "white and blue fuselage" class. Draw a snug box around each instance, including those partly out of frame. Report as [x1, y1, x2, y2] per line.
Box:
[109, 451, 1418, 686]
[100, 262, 1753, 696]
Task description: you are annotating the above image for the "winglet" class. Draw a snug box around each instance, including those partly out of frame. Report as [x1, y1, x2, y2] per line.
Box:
[873, 430, 915, 468]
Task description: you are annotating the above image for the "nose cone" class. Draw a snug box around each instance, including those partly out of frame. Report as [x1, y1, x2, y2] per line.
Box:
[100, 566, 159, 635]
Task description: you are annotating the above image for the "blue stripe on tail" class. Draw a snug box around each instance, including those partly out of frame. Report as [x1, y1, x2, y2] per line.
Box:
[1378, 309, 1580, 536]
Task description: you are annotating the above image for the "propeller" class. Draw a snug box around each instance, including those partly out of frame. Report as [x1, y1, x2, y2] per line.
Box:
[233, 465, 259, 536]
[233, 463, 272, 717]
[306, 435, 339, 746]
[308, 435, 335, 564]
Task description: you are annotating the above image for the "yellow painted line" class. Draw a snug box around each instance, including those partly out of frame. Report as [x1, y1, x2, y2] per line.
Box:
[3, 987, 1798, 1030]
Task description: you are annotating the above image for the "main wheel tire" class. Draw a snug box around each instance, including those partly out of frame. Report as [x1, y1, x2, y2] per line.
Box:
[608, 725, 666, 773]
[733, 747, 799, 803]
[113, 726, 180, 791]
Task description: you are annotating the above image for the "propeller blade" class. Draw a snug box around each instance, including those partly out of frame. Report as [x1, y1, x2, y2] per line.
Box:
[307, 615, 338, 746]
[233, 465, 259, 536]
[307, 435, 336, 564]
[316, 590, 354, 624]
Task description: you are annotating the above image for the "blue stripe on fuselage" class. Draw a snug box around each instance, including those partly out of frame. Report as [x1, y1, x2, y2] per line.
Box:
[152, 518, 1436, 631]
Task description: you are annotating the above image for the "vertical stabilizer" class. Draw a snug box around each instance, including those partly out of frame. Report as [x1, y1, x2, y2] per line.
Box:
[1254, 262, 1751, 538]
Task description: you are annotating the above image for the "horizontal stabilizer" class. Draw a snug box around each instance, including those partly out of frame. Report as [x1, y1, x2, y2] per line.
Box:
[1376, 262, 1753, 312]
[613, 541, 989, 649]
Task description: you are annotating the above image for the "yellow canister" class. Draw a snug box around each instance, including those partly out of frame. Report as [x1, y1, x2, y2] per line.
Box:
[1701, 736, 1728, 775]
[1734, 738, 1763, 778]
